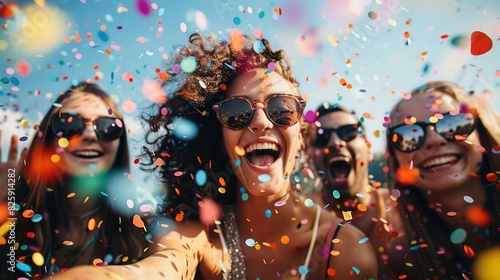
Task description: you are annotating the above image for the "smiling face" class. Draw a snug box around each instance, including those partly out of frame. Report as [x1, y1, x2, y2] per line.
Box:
[55, 91, 120, 177]
[313, 110, 372, 199]
[390, 90, 483, 191]
[222, 69, 303, 199]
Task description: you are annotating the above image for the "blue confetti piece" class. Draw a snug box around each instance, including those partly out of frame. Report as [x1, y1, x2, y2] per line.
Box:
[352, 266, 360, 275]
[298, 265, 309, 275]
[410, 245, 420, 251]
[265, 209, 272, 218]
[245, 238, 256, 247]
[16, 262, 32, 272]
[31, 214, 43, 223]
[258, 174, 271, 182]
[10, 77, 20, 86]
[98, 30, 109, 42]
[195, 169, 207, 186]
[233, 17, 241, 25]
[359, 237, 369, 244]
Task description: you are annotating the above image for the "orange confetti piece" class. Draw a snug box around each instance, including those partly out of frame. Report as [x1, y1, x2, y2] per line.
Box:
[464, 245, 475, 258]
[62, 240, 74, 245]
[404, 32, 410, 39]
[175, 213, 184, 222]
[88, 218, 96, 231]
[327, 268, 336, 276]
[26, 232, 35, 238]
[339, 78, 347, 86]
[441, 34, 449, 39]
[219, 177, 226, 187]
[395, 165, 420, 185]
[230, 30, 245, 52]
[104, 49, 111, 55]
[470, 31, 493, 55]
[465, 205, 491, 227]
[158, 71, 169, 82]
[22, 210, 35, 219]
[281, 235, 290, 244]
[155, 157, 164, 167]
[132, 215, 145, 228]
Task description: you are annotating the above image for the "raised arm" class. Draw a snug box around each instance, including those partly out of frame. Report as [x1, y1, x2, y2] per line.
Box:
[46, 222, 211, 280]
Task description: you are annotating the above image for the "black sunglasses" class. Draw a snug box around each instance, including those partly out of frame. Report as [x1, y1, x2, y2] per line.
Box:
[313, 124, 361, 147]
[387, 112, 476, 153]
[51, 112, 124, 141]
[212, 94, 306, 130]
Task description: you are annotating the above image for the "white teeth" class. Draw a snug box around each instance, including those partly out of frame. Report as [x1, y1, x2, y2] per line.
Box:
[328, 156, 351, 164]
[421, 155, 457, 169]
[245, 143, 279, 153]
[73, 151, 101, 157]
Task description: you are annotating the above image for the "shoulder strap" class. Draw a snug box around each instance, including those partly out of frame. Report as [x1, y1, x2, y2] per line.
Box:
[300, 205, 322, 280]
[319, 222, 342, 280]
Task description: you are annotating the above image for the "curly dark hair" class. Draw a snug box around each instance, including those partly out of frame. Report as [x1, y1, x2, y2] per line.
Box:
[142, 32, 300, 220]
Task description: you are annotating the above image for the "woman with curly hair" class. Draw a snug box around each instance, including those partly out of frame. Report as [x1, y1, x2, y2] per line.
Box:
[50, 32, 377, 279]
[385, 81, 500, 279]
[0, 81, 146, 279]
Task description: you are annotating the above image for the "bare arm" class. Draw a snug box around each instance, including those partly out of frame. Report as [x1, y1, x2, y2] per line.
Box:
[46, 223, 209, 280]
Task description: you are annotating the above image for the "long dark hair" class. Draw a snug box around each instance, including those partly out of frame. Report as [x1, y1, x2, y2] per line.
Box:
[1, 81, 144, 278]
[386, 81, 500, 278]
[142, 32, 300, 221]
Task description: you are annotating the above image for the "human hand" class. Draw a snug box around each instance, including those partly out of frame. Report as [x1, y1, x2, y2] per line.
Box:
[0, 130, 27, 202]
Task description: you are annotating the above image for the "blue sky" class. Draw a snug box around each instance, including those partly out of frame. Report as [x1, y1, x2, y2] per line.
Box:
[1, 0, 499, 190]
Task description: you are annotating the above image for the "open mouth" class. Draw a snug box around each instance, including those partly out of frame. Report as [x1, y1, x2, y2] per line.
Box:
[327, 156, 352, 181]
[420, 154, 461, 170]
[245, 143, 281, 166]
[71, 150, 104, 159]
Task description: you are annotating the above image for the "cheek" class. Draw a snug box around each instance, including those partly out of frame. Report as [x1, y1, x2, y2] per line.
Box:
[394, 150, 413, 166]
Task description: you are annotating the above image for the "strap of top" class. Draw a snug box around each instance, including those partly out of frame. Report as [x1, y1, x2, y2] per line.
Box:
[319, 221, 342, 280]
[300, 204, 322, 280]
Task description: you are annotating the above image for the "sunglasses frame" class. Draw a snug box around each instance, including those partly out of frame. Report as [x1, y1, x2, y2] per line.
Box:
[313, 123, 362, 148]
[212, 93, 306, 130]
[50, 112, 124, 142]
[387, 112, 476, 153]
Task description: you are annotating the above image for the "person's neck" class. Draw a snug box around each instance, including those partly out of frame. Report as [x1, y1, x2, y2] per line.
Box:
[60, 174, 106, 218]
[423, 177, 486, 230]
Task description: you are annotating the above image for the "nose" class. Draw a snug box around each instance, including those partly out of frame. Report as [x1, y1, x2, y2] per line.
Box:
[422, 125, 446, 150]
[81, 121, 98, 141]
[328, 131, 346, 149]
[248, 103, 273, 132]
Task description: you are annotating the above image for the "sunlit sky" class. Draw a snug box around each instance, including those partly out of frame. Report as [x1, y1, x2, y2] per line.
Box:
[1, 0, 499, 186]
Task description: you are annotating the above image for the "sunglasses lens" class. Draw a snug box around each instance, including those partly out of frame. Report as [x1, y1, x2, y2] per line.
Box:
[313, 131, 329, 147]
[219, 99, 253, 129]
[267, 96, 301, 126]
[390, 125, 425, 152]
[95, 117, 124, 141]
[51, 113, 85, 138]
[337, 125, 359, 142]
[435, 113, 475, 140]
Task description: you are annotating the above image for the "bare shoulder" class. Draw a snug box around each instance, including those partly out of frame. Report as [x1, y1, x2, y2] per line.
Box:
[318, 211, 378, 279]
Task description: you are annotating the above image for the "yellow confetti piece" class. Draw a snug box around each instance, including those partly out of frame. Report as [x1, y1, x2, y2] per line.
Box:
[234, 145, 246, 156]
[32, 252, 44, 266]
[50, 154, 60, 163]
[58, 138, 69, 148]
[327, 34, 339, 47]
[342, 211, 353, 221]
[93, 258, 104, 265]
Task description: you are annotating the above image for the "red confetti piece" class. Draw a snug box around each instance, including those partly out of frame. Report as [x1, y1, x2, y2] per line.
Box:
[441, 34, 449, 39]
[470, 31, 493, 55]
[486, 173, 498, 182]
[465, 205, 491, 227]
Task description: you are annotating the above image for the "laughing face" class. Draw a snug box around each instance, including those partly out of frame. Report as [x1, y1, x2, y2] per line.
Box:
[391, 90, 483, 191]
[313, 110, 372, 199]
[54, 91, 120, 177]
[222, 69, 303, 199]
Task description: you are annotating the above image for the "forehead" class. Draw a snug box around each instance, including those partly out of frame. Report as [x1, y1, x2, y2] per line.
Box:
[60, 91, 112, 115]
[226, 69, 296, 99]
[317, 110, 358, 128]
[394, 91, 459, 122]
